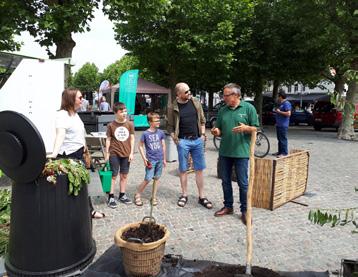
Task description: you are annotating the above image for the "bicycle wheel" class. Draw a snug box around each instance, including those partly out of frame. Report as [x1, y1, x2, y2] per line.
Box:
[213, 136, 221, 150]
[254, 131, 270, 158]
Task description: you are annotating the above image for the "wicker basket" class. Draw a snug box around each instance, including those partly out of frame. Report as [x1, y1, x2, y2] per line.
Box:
[252, 149, 309, 210]
[114, 222, 170, 277]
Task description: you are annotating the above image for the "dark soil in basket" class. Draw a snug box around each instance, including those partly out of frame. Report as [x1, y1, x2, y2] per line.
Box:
[122, 223, 165, 243]
[194, 264, 280, 277]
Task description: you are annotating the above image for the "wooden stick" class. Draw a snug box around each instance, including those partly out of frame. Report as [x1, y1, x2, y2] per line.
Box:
[149, 179, 158, 221]
[246, 130, 256, 275]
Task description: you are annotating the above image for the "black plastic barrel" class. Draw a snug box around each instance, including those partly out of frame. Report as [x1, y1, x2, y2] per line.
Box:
[0, 111, 96, 276]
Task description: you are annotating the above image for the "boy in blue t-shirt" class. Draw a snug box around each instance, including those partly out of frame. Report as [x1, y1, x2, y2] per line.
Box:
[134, 112, 166, 206]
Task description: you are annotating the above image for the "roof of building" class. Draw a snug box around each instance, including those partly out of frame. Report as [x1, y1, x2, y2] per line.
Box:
[106, 78, 170, 95]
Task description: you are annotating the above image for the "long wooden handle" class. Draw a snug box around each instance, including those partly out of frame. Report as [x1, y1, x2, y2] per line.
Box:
[246, 130, 256, 275]
[149, 179, 158, 219]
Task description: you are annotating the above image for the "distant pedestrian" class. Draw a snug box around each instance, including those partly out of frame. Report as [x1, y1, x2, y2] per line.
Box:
[167, 82, 212, 209]
[211, 83, 259, 225]
[274, 90, 292, 157]
[79, 95, 89, 112]
[105, 102, 135, 208]
[100, 96, 110, 112]
[134, 112, 166, 206]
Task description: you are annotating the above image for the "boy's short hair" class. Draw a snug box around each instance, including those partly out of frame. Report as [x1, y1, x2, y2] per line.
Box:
[147, 112, 160, 122]
[278, 89, 287, 99]
[113, 102, 126, 113]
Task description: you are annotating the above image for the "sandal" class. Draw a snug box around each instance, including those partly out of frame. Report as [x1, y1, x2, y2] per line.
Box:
[198, 197, 213, 209]
[177, 195, 188, 207]
[134, 194, 143, 206]
[91, 210, 105, 219]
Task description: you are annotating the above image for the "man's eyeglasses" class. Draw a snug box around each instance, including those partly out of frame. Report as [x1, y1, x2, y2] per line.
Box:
[184, 90, 190, 94]
[223, 93, 235, 97]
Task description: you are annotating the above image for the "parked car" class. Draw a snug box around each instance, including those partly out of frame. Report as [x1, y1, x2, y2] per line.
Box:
[261, 102, 276, 125]
[290, 108, 313, 126]
[262, 101, 313, 126]
[312, 100, 358, 131]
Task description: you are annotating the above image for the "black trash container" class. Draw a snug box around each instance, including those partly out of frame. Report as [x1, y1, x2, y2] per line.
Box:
[0, 111, 96, 276]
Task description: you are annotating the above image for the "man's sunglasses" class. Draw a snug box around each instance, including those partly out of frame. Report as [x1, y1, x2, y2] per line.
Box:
[184, 90, 191, 94]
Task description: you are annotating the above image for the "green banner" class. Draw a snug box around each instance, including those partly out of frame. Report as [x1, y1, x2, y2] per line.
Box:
[119, 69, 139, 115]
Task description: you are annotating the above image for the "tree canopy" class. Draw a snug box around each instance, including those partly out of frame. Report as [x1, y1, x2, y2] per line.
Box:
[71, 62, 100, 93]
[0, 1, 36, 51]
[1, 0, 99, 58]
[103, 0, 243, 101]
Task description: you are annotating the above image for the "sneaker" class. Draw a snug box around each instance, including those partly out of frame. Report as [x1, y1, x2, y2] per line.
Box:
[118, 194, 132, 204]
[107, 197, 117, 209]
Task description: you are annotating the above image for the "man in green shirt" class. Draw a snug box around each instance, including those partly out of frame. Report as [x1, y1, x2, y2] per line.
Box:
[211, 83, 259, 225]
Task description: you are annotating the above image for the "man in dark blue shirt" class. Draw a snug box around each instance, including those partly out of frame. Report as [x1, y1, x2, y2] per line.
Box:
[274, 90, 292, 157]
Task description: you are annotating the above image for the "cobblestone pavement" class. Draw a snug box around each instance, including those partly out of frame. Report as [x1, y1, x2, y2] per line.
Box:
[90, 125, 358, 274]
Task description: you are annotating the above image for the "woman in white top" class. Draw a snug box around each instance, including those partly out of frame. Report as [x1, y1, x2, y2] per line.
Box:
[49, 88, 105, 219]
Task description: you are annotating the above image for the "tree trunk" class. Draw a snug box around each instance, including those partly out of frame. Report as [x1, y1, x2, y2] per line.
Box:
[53, 33, 76, 88]
[54, 34, 76, 59]
[167, 65, 177, 106]
[272, 79, 280, 102]
[337, 57, 358, 140]
[334, 74, 345, 95]
[208, 91, 213, 113]
[253, 77, 264, 126]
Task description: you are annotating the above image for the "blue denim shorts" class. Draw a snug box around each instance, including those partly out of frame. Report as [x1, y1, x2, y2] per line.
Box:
[144, 160, 163, 181]
[177, 138, 206, 172]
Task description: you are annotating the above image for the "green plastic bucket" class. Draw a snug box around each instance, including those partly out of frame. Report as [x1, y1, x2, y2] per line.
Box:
[99, 162, 112, 193]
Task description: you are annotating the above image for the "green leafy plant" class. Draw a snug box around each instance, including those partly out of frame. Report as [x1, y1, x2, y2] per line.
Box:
[0, 189, 11, 256]
[309, 189, 358, 234]
[42, 159, 90, 196]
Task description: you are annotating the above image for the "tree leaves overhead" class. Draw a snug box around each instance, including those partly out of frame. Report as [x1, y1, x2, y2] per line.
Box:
[103, 0, 243, 94]
[28, 0, 100, 58]
[0, 0, 99, 58]
[0, 0, 37, 51]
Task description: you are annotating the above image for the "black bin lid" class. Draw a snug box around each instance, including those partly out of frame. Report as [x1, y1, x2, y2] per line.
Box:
[0, 111, 46, 183]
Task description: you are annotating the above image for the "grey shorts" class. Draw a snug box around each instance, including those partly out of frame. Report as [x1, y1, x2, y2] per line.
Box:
[109, 156, 130, 176]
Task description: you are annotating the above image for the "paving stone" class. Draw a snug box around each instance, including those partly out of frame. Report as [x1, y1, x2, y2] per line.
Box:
[91, 126, 358, 272]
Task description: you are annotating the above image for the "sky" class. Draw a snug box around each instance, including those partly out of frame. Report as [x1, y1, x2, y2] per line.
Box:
[13, 4, 127, 73]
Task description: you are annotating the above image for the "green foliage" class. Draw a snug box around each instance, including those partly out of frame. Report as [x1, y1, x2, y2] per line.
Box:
[31, 0, 100, 58]
[308, 189, 358, 233]
[0, 1, 35, 51]
[103, 0, 240, 92]
[0, 189, 11, 256]
[344, 70, 358, 83]
[101, 55, 140, 85]
[4, 0, 99, 58]
[42, 159, 90, 196]
[71, 62, 100, 93]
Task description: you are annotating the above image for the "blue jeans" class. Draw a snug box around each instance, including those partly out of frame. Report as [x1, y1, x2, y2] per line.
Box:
[276, 126, 288, 155]
[177, 138, 206, 172]
[219, 156, 248, 213]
